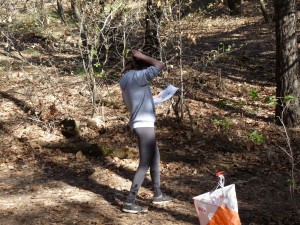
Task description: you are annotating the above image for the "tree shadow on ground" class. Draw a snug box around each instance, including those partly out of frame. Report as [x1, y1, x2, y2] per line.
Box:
[0, 91, 39, 117]
[0, 198, 126, 224]
[32, 146, 203, 223]
[34, 155, 122, 205]
[180, 20, 275, 84]
[182, 93, 274, 123]
[180, 0, 231, 18]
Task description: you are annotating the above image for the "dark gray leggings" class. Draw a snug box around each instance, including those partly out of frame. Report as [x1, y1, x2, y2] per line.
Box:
[126, 127, 162, 203]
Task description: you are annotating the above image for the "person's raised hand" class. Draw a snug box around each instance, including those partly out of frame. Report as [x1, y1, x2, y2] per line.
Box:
[132, 50, 145, 60]
[131, 49, 165, 70]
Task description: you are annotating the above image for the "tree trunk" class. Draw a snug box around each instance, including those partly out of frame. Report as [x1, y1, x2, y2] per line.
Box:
[38, 0, 47, 24]
[227, 0, 244, 15]
[56, 0, 66, 23]
[143, 0, 162, 57]
[274, 0, 300, 127]
[71, 0, 76, 15]
[240, 0, 244, 16]
[227, 0, 237, 14]
[259, 0, 270, 23]
[71, 0, 88, 50]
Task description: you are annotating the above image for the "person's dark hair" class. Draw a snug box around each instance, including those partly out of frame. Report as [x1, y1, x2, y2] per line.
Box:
[122, 59, 134, 73]
[133, 58, 152, 70]
[122, 51, 152, 73]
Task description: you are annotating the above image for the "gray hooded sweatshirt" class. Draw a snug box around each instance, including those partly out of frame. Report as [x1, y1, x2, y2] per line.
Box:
[119, 65, 162, 129]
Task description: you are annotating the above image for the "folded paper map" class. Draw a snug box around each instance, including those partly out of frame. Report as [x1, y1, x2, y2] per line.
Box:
[153, 84, 179, 105]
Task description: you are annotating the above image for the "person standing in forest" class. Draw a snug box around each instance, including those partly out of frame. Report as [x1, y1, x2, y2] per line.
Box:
[119, 50, 173, 213]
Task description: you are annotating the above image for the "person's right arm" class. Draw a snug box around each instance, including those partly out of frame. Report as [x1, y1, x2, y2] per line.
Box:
[132, 50, 165, 70]
[131, 50, 165, 85]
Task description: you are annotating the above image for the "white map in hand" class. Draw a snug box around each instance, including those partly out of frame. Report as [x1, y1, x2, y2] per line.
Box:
[153, 84, 179, 105]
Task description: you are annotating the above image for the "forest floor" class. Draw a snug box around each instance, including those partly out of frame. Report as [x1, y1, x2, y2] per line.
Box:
[0, 1, 300, 225]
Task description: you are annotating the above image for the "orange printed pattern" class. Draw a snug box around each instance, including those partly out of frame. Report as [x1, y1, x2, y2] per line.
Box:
[207, 205, 241, 225]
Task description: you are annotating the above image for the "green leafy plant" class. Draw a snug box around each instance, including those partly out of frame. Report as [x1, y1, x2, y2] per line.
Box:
[217, 99, 228, 107]
[218, 43, 225, 53]
[249, 89, 259, 100]
[235, 100, 246, 107]
[211, 118, 231, 131]
[96, 69, 105, 78]
[94, 62, 101, 68]
[264, 95, 277, 106]
[102, 146, 113, 156]
[247, 131, 264, 144]
[23, 48, 41, 56]
[225, 45, 232, 53]
[283, 95, 295, 103]
[91, 49, 98, 56]
[49, 11, 60, 20]
[124, 48, 130, 57]
[287, 179, 296, 185]
[218, 43, 232, 53]
[264, 95, 295, 106]
[74, 67, 85, 77]
[0, 60, 7, 67]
